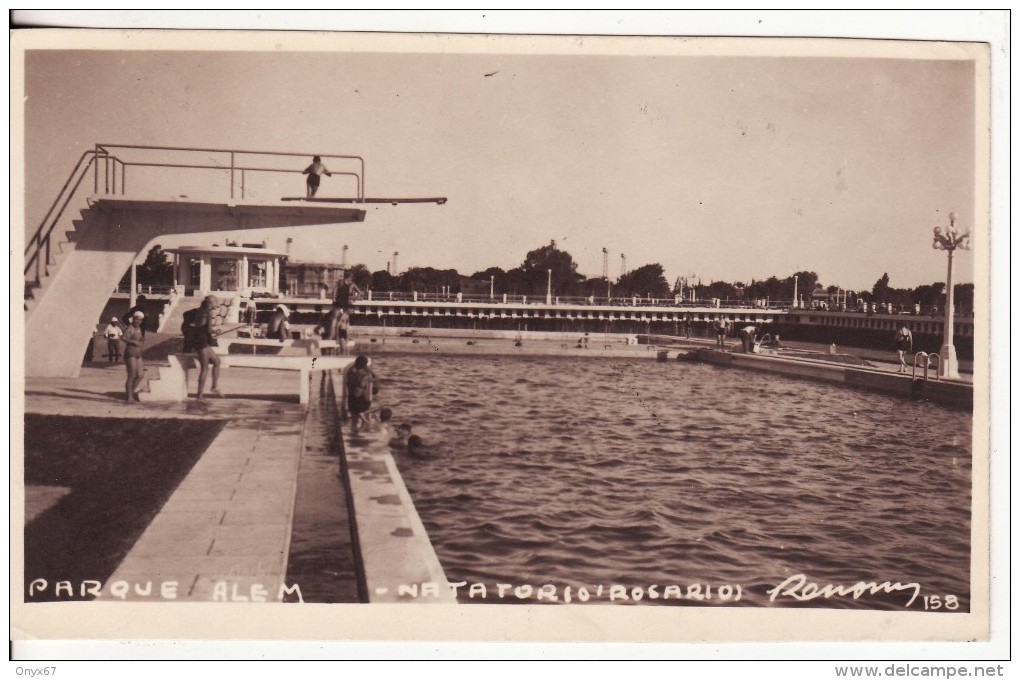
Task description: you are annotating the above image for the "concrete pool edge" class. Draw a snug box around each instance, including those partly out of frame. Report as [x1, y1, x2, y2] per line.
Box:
[690, 349, 972, 409]
[326, 371, 457, 604]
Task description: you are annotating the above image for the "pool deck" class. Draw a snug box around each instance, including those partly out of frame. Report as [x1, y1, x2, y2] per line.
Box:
[23, 366, 324, 602]
[355, 331, 975, 374]
[22, 362, 453, 604]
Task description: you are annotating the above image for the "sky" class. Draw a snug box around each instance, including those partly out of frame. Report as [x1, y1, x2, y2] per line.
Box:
[18, 29, 982, 292]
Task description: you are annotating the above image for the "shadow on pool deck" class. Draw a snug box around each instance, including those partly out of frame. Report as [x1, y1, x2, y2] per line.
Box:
[21, 367, 362, 603]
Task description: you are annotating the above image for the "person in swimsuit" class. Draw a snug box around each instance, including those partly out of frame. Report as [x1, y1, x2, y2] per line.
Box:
[333, 273, 362, 312]
[266, 304, 291, 341]
[122, 311, 145, 403]
[302, 155, 332, 198]
[345, 354, 376, 435]
[335, 310, 350, 355]
[895, 324, 914, 373]
[714, 318, 728, 349]
[122, 294, 149, 337]
[194, 295, 223, 400]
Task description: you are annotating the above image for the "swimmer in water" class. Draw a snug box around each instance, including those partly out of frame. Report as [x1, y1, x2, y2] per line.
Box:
[389, 423, 413, 449]
[406, 434, 432, 457]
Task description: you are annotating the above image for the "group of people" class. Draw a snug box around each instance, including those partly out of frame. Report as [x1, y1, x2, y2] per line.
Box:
[109, 294, 223, 405]
[713, 318, 760, 353]
[711, 316, 919, 372]
[344, 354, 428, 456]
[251, 271, 361, 353]
[318, 273, 362, 350]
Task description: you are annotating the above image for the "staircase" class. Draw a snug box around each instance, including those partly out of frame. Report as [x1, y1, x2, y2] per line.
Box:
[24, 149, 103, 318]
[158, 295, 204, 333]
[23, 143, 376, 378]
[24, 210, 89, 316]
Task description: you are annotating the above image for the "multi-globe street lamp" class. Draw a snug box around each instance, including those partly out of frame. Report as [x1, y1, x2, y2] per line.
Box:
[931, 212, 970, 380]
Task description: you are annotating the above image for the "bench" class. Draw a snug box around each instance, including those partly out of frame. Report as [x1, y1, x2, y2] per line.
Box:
[143, 354, 356, 404]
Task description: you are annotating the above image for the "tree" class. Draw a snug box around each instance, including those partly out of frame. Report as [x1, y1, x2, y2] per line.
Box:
[702, 280, 740, 301]
[872, 273, 891, 304]
[470, 266, 506, 281]
[136, 244, 174, 286]
[371, 269, 396, 292]
[580, 276, 612, 299]
[470, 267, 507, 296]
[954, 283, 974, 314]
[347, 263, 372, 291]
[397, 267, 462, 294]
[745, 276, 783, 303]
[789, 271, 819, 305]
[511, 240, 584, 296]
[616, 263, 670, 299]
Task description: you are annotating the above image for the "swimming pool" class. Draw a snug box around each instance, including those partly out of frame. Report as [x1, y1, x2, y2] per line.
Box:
[378, 354, 972, 610]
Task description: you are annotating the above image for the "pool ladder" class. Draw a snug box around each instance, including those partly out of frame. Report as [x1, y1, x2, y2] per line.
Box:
[912, 351, 942, 382]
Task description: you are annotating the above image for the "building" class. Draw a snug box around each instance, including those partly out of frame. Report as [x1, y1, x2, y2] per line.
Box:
[280, 261, 348, 299]
[166, 244, 285, 298]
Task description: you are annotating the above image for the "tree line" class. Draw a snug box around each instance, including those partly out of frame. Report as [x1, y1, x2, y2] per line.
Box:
[127, 241, 974, 311]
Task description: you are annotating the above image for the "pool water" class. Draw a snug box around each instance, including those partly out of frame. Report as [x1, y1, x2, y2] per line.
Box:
[376, 354, 972, 610]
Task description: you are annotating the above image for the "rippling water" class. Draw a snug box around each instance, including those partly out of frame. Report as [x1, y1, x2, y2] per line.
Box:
[378, 354, 971, 610]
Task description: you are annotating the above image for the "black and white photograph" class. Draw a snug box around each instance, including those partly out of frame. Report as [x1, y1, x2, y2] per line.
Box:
[10, 12, 1006, 664]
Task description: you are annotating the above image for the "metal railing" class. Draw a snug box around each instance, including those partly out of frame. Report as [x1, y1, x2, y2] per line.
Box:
[94, 143, 365, 201]
[912, 351, 941, 382]
[353, 291, 793, 309]
[25, 144, 367, 286]
[24, 149, 108, 284]
[112, 283, 175, 296]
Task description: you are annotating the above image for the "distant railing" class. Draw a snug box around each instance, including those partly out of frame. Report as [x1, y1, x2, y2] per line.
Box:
[341, 291, 792, 309]
[112, 283, 175, 296]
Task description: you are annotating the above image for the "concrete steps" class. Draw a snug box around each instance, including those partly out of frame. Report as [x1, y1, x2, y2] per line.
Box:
[157, 296, 204, 334]
[24, 214, 87, 317]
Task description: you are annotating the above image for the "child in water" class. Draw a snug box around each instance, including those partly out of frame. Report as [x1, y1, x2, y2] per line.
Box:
[389, 423, 413, 449]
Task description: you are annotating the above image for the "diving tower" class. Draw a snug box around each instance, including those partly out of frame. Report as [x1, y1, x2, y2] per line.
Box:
[23, 144, 445, 378]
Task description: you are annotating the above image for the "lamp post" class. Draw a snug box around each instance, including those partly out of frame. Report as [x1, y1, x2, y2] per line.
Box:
[931, 212, 969, 380]
[546, 268, 552, 305]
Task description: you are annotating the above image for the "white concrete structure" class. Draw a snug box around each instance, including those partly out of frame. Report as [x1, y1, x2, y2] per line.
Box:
[24, 196, 365, 378]
[167, 244, 285, 298]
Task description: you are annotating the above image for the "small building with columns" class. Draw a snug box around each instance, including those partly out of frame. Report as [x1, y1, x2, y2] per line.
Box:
[166, 244, 285, 298]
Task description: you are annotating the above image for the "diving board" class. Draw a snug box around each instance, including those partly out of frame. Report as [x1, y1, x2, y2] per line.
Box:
[281, 196, 447, 205]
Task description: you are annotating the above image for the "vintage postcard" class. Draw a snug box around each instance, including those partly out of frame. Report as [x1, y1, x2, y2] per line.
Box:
[10, 17, 1002, 658]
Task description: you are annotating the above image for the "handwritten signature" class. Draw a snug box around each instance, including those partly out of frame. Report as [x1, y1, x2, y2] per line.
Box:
[768, 573, 921, 607]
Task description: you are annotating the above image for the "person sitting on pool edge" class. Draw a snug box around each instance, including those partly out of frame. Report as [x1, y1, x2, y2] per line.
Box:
[266, 304, 291, 341]
[358, 406, 393, 434]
